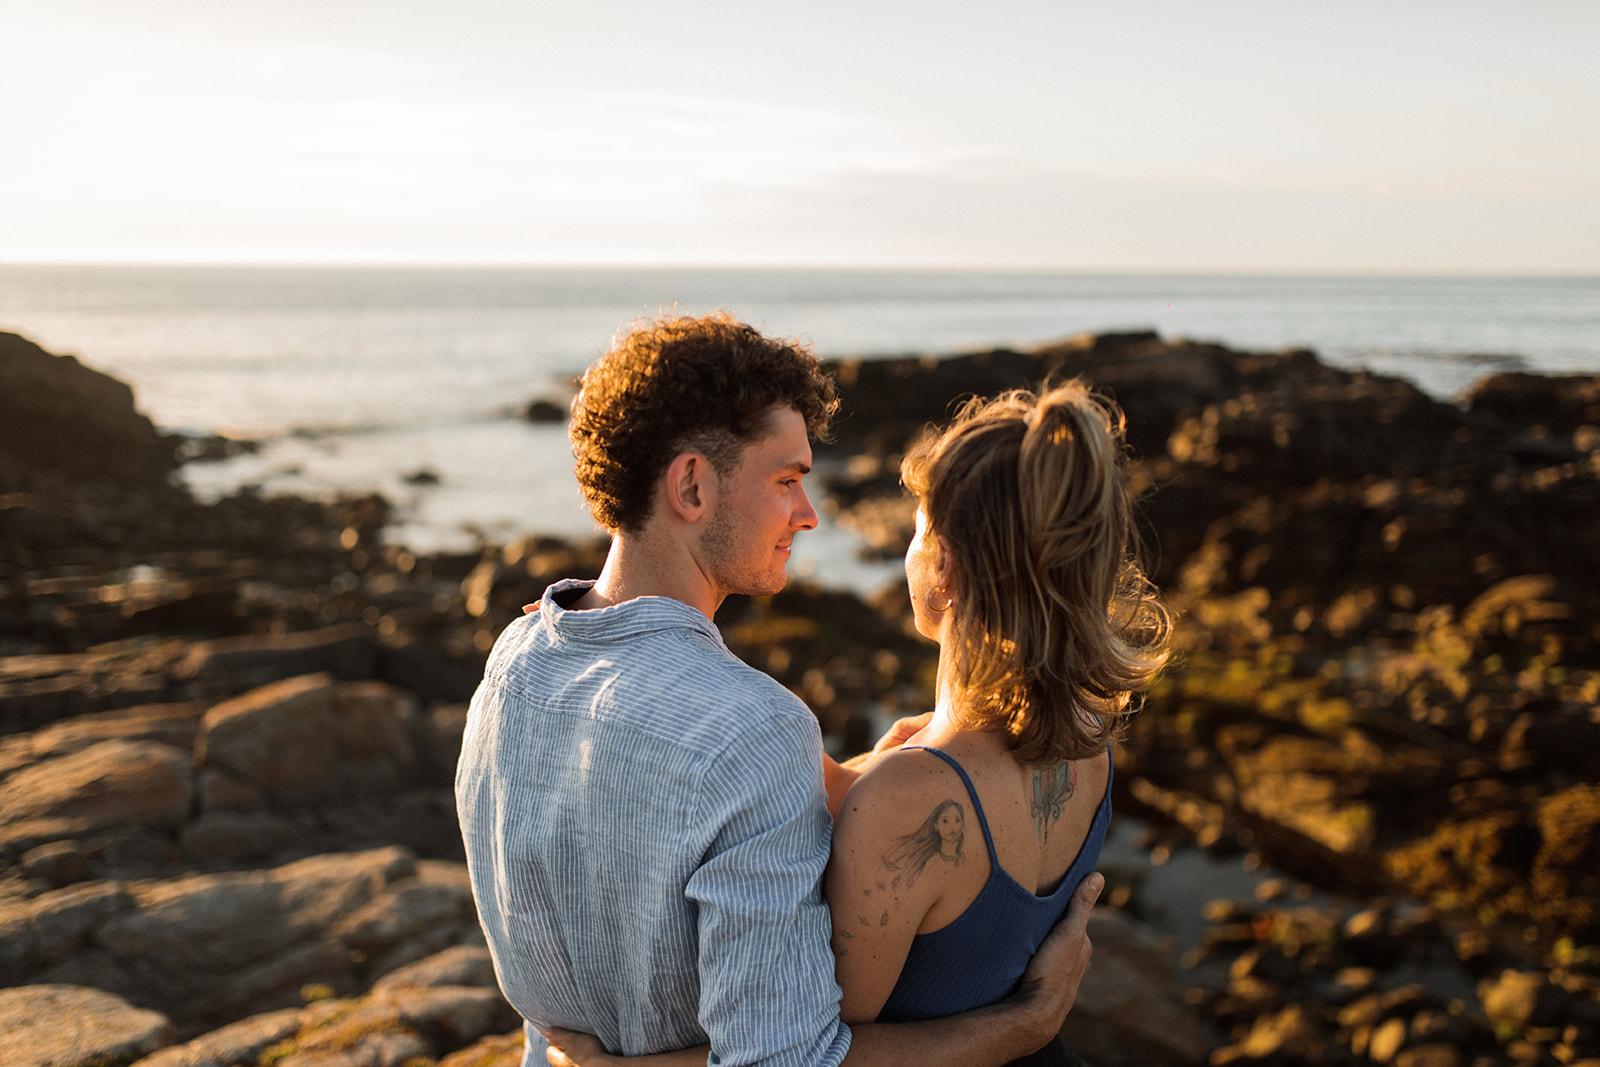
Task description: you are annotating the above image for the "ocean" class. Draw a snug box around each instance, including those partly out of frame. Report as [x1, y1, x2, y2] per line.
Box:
[4, 265, 1597, 585]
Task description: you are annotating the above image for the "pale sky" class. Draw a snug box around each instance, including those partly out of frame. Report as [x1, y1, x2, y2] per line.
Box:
[3, 0, 1597, 271]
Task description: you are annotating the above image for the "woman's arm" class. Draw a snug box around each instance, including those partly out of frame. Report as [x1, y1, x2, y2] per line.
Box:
[824, 747, 959, 1021]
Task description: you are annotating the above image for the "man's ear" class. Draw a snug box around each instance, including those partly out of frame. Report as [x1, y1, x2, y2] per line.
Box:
[663, 451, 716, 523]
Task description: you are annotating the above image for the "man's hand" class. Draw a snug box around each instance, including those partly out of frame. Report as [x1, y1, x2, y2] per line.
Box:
[871, 711, 933, 755]
[1008, 872, 1103, 1045]
[544, 1027, 616, 1067]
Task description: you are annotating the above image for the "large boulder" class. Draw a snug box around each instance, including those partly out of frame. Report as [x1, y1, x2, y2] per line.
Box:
[0, 984, 173, 1067]
[195, 673, 419, 811]
[0, 738, 194, 851]
[14, 847, 481, 1034]
[0, 331, 177, 486]
[0, 700, 202, 781]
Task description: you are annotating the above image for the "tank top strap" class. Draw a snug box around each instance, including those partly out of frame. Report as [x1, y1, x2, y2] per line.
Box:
[900, 745, 1000, 866]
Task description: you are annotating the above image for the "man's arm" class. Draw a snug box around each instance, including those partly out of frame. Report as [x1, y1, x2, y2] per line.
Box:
[544, 872, 1102, 1067]
[685, 709, 855, 1067]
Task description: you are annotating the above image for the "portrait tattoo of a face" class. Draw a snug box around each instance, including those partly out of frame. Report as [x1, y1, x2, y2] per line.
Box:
[882, 799, 965, 887]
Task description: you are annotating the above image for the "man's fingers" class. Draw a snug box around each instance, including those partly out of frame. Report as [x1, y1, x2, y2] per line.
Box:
[1058, 872, 1104, 941]
[543, 1026, 606, 1064]
[543, 1027, 585, 1050]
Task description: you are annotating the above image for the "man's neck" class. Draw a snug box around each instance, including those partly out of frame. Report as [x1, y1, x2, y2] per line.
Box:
[581, 531, 723, 619]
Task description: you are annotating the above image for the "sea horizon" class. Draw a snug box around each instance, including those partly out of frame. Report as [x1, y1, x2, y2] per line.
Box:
[5, 263, 1596, 572]
[6, 258, 1600, 277]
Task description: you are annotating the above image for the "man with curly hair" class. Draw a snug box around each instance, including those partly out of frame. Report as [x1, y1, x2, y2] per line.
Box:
[456, 314, 1096, 1067]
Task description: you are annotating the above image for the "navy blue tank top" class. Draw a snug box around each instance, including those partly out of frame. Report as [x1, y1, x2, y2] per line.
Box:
[876, 744, 1113, 1023]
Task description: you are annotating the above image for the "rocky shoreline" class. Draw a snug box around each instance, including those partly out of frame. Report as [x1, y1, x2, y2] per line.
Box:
[2, 327, 1597, 1066]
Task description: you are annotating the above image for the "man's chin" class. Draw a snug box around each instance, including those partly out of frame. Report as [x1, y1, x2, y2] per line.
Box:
[744, 570, 790, 598]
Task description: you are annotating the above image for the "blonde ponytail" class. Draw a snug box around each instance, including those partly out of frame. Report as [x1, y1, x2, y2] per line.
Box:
[901, 380, 1172, 763]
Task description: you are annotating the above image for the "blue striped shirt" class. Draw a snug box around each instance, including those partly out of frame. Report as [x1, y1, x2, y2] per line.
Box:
[455, 579, 853, 1067]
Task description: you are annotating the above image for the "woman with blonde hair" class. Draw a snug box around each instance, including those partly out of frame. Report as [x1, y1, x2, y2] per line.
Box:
[550, 379, 1172, 1067]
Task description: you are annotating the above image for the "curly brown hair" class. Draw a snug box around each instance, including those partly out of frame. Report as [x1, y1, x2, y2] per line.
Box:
[901, 380, 1173, 763]
[570, 313, 839, 532]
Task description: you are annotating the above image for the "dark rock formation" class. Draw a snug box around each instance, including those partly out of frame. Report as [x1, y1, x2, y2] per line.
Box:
[4, 327, 1598, 1066]
[0, 331, 178, 487]
[523, 396, 568, 423]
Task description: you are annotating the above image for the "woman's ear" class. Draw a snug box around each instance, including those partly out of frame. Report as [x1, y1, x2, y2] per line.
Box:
[934, 532, 958, 592]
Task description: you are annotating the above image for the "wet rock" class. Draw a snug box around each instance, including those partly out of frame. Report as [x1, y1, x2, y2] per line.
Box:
[0, 984, 173, 1067]
[0, 738, 194, 851]
[195, 673, 419, 811]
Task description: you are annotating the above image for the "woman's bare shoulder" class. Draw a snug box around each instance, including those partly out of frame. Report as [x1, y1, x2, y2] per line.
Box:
[840, 746, 962, 817]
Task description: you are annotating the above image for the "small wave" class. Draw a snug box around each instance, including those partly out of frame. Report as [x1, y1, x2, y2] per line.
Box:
[1358, 348, 1531, 370]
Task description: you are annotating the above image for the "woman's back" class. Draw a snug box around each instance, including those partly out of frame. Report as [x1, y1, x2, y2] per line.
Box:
[825, 725, 1112, 1025]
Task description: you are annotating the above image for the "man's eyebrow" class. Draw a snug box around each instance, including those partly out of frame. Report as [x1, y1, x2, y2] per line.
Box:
[779, 460, 812, 475]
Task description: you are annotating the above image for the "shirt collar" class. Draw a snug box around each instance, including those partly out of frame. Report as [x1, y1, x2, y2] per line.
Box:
[538, 578, 725, 647]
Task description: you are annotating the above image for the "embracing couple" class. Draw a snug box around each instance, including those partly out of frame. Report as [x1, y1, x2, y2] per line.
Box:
[455, 314, 1172, 1067]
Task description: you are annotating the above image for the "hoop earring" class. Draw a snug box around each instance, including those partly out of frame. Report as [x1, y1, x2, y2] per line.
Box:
[924, 587, 954, 614]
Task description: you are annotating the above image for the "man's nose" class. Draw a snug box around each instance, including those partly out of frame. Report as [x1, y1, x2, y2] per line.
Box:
[793, 486, 819, 530]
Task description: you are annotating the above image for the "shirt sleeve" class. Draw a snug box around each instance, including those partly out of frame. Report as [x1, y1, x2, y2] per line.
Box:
[685, 706, 853, 1067]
